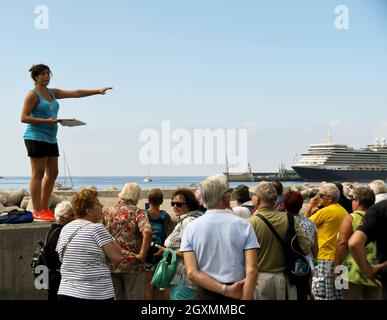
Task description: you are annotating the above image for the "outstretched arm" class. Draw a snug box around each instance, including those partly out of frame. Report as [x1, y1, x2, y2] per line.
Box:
[51, 87, 112, 99]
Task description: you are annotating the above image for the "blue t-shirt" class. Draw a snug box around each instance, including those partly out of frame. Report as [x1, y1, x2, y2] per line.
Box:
[146, 209, 170, 264]
[23, 89, 59, 143]
[180, 209, 260, 284]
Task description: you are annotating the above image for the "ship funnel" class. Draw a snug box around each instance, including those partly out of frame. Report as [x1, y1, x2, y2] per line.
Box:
[375, 138, 380, 146]
[382, 138, 386, 147]
[326, 131, 333, 144]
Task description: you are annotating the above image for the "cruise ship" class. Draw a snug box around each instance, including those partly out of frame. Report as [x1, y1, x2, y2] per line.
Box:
[292, 135, 387, 182]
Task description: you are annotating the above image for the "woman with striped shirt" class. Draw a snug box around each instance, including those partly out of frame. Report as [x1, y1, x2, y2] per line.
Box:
[56, 189, 122, 301]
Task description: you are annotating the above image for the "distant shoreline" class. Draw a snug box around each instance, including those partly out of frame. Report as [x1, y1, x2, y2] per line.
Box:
[1, 175, 385, 193]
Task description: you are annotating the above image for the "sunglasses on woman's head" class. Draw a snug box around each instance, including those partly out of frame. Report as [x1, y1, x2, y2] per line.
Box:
[171, 201, 186, 207]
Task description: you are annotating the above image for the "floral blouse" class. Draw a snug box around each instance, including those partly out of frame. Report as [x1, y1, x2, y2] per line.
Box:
[104, 200, 151, 273]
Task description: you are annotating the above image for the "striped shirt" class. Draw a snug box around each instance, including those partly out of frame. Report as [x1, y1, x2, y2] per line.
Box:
[56, 219, 115, 300]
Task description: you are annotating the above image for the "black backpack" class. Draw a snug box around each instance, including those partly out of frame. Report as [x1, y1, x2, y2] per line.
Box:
[257, 213, 311, 285]
[31, 228, 61, 277]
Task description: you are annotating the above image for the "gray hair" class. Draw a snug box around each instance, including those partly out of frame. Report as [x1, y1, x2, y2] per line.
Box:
[119, 183, 141, 205]
[320, 183, 340, 202]
[200, 174, 229, 209]
[368, 180, 386, 195]
[54, 200, 73, 220]
[254, 181, 278, 205]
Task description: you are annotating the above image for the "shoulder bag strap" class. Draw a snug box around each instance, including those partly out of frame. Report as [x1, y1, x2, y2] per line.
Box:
[352, 211, 365, 219]
[287, 213, 295, 235]
[257, 214, 286, 247]
[114, 207, 140, 240]
[44, 227, 62, 247]
[60, 222, 92, 261]
[286, 213, 305, 255]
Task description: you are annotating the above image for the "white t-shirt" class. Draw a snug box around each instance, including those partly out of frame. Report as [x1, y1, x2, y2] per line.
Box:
[180, 209, 260, 284]
[56, 219, 115, 300]
[375, 193, 387, 204]
[232, 206, 253, 219]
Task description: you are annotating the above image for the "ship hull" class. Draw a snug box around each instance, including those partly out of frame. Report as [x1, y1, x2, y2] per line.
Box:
[224, 172, 302, 182]
[292, 166, 387, 182]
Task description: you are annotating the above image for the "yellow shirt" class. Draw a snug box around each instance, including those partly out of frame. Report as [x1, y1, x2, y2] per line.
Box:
[309, 203, 348, 261]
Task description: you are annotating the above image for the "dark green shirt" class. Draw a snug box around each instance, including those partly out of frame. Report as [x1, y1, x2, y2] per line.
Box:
[249, 209, 310, 273]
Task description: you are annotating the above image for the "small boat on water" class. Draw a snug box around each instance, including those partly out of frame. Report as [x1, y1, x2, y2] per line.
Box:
[143, 166, 153, 183]
[55, 150, 73, 190]
[143, 176, 153, 183]
[54, 182, 73, 191]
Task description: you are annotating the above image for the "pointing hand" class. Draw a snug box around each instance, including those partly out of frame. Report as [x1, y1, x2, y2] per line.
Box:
[99, 87, 113, 95]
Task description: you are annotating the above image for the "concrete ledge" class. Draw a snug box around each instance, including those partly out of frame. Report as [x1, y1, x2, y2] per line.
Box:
[0, 194, 182, 300]
[0, 222, 51, 300]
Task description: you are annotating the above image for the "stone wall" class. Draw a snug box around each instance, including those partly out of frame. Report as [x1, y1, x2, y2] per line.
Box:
[0, 222, 51, 299]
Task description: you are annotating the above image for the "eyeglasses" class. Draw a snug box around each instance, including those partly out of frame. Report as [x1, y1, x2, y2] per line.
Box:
[171, 201, 187, 208]
[318, 193, 330, 199]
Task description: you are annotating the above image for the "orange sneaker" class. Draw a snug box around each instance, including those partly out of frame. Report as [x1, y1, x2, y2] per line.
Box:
[45, 208, 54, 216]
[34, 209, 55, 222]
[33, 211, 42, 221]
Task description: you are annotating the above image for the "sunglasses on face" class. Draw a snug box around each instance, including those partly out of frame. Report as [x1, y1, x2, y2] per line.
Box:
[171, 201, 187, 208]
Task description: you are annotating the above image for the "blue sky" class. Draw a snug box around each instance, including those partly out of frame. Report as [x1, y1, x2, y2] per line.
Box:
[1, 0, 386, 176]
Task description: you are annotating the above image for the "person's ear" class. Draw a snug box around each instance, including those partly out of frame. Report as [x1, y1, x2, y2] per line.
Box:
[85, 207, 92, 217]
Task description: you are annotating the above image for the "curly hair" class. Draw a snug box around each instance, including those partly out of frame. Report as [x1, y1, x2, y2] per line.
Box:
[172, 188, 199, 212]
[71, 188, 98, 218]
[29, 64, 52, 81]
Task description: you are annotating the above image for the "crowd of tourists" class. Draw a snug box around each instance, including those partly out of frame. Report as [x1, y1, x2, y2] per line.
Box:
[40, 177, 387, 301]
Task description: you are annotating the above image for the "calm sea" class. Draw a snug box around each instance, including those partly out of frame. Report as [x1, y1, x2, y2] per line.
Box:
[0, 176, 306, 192]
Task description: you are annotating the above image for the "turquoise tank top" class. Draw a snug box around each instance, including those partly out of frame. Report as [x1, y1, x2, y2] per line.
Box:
[23, 89, 60, 144]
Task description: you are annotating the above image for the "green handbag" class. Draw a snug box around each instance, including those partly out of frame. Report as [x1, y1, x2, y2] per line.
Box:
[151, 247, 177, 289]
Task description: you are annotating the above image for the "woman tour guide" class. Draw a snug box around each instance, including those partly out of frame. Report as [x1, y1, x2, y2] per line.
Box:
[21, 64, 112, 221]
